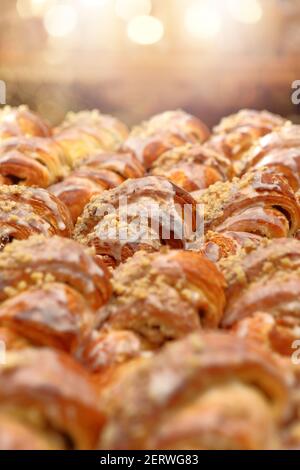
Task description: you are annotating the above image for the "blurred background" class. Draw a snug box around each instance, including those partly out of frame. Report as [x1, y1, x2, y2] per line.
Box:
[0, 0, 299, 126]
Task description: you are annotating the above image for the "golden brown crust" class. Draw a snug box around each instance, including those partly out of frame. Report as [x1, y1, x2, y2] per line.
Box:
[203, 231, 264, 263]
[99, 331, 290, 450]
[221, 238, 300, 355]
[0, 414, 60, 450]
[96, 249, 226, 345]
[147, 384, 279, 450]
[207, 109, 288, 163]
[123, 110, 210, 169]
[150, 143, 233, 191]
[77, 329, 152, 375]
[55, 110, 129, 167]
[0, 347, 105, 449]
[0, 326, 31, 351]
[0, 283, 93, 352]
[0, 106, 52, 139]
[214, 109, 287, 135]
[74, 176, 199, 267]
[195, 168, 300, 238]
[50, 176, 105, 224]
[0, 137, 68, 187]
[1, 106, 299, 450]
[0, 235, 111, 310]
[50, 152, 145, 223]
[0, 185, 73, 248]
[240, 125, 300, 190]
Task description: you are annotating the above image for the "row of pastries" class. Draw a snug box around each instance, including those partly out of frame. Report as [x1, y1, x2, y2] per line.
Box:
[0, 104, 300, 449]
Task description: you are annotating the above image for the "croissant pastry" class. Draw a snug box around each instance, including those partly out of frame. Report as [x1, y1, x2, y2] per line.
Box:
[0, 413, 61, 450]
[194, 168, 300, 239]
[0, 235, 111, 310]
[0, 185, 73, 249]
[98, 331, 289, 450]
[50, 151, 145, 223]
[0, 283, 94, 352]
[239, 125, 300, 190]
[73, 176, 199, 267]
[150, 143, 233, 192]
[0, 137, 69, 187]
[95, 249, 225, 347]
[0, 347, 105, 449]
[123, 110, 210, 169]
[54, 110, 129, 168]
[220, 238, 300, 356]
[279, 359, 300, 450]
[1, 104, 299, 450]
[206, 109, 288, 164]
[0, 106, 52, 139]
[203, 230, 263, 263]
[77, 329, 152, 378]
[0, 326, 30, 351]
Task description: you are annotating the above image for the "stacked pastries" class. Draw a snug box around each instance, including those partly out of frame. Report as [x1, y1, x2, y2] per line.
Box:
[1, 105, 300, 449]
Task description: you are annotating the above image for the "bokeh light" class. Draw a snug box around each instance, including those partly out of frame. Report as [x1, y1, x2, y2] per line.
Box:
[44, 4, 78, 38]
[16, 0, 54, 18]
[227, 0, 263, 25]
[127, 15, 164, 45]
[115, 0, 152, 22]
[78, 0, 108, 7]
[16, 0, 34, 18]
[185, 1, 222, 39]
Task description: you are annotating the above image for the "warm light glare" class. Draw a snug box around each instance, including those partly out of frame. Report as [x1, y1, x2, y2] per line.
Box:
[227, 0, 263, 24]
[127, 15, 164, 45]
[44, 5, 78, 38]
[115, 0, 152, 22]
[30, 0, 49, 16]
[78, 0, 108, 7]
[16, 0, 33, 18]
[17, 0, 53, 18]
[185, 1, 222, 39]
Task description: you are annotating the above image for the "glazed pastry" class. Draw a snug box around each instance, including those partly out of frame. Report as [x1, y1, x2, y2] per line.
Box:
[0, 137, 69, 187]
[0, 283, 94, 352]
[0, 106, 52, 139]
[73, 176, 200, 267]
[240, 125, 300, 190]
[123, 110, 210, 169]
[195, 168, 300, 238]
[220, 238, 300, 356]
[150, 143, 233, 192]
[0, 347, 105, 449]
[206, 109, 288, 164]
[55, 110, 129, 168]
[98, 332, 289, 450]
[50, 152, 145, 223]
[0, 326, 30, 351]
[77, 329, 152, 376]
[0, 235, 111, 353]
[0, 105, 299, 451]
[95, 249, 226, 346]
[280, 360, 300, 450]
[203, 231, 263, 263]
[231, 312, 278, 349]
[0, 185, 73, 249]
[0, 413, 61, 450]
[0, 235, 111, 309]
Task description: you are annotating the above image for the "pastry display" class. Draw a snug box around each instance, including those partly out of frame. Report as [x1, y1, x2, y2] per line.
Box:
[0, 106, 300, 450]
[123, 110, 210, 169]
